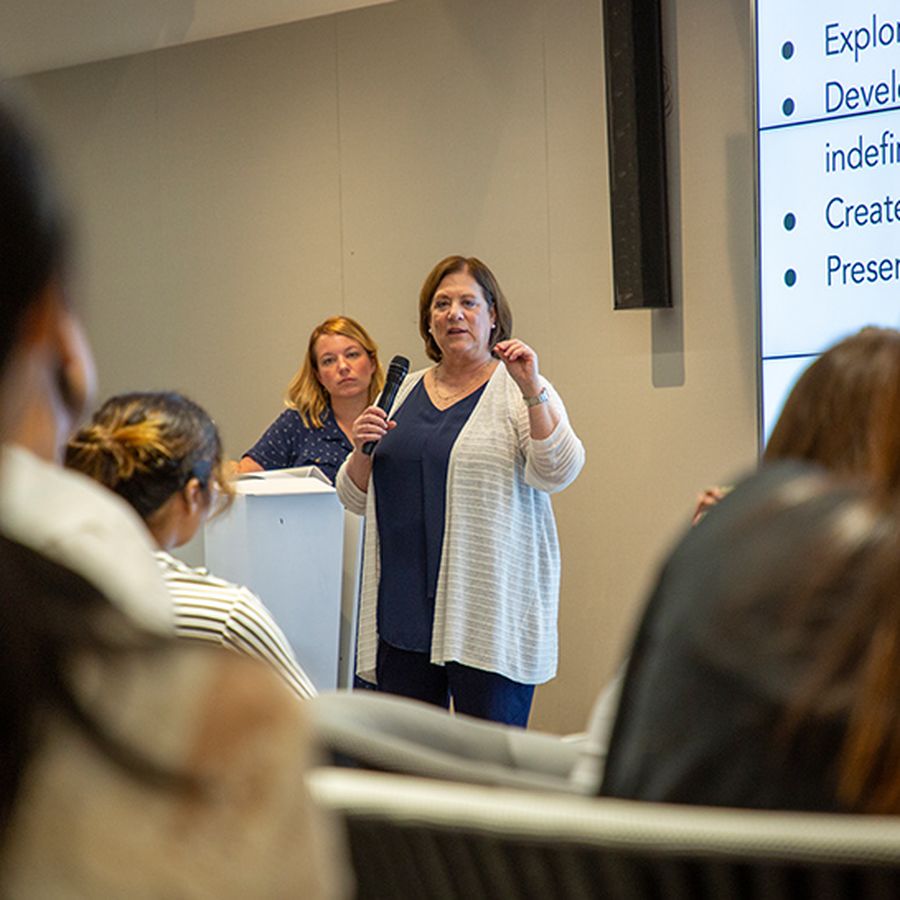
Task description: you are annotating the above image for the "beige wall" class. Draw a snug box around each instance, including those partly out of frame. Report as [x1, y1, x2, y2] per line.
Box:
[21, 0, 758, 733]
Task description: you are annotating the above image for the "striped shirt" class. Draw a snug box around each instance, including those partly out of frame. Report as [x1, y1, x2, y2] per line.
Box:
[155, 550, 317, 700]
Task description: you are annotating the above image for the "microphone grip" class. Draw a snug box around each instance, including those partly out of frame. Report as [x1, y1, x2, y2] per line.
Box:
[361, 355, 409, 456]
[361, 396, 394, 456]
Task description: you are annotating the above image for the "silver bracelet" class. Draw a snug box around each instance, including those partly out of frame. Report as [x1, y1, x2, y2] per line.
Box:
[523, 387, 549, 407]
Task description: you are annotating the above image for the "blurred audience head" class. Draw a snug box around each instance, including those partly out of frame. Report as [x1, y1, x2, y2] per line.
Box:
[765, 327, 900, 492]
[733, 472, 900, 812]
[605, 462, 900, 814]
[0, 89, 137, 834]
[0, 91, 95, 457]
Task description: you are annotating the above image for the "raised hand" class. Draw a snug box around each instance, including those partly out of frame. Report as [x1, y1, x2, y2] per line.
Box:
[691, 486, 729, 526]
[494, 339, 541, 397]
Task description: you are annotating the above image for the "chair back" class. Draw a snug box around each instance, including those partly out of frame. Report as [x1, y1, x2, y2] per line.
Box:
[309, 768, 900, 900]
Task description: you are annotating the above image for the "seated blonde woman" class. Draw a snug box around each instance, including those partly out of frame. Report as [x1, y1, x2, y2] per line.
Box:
[239, 314, 384, 483]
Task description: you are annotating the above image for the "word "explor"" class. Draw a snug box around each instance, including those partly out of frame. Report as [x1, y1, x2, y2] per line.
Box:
[825, 15, 900, 63]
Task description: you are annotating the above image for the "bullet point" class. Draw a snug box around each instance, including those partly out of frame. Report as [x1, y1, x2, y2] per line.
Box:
[784, 269, 797, 287]
[782, 98, 795, 116]
[783, 212, 796, 230]
[781, 41, 794, 60]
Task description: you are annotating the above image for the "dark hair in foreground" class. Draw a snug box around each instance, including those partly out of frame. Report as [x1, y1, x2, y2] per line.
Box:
[754, 475, 900, 812]
[764, 326, 900, 493]
[66, 391, 235, 521]
[604, 464, 900, 813]
[0, 95, 183, 836]
[0, 93, 68, 370]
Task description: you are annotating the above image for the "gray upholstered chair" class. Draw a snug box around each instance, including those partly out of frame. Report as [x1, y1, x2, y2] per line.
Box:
[308, 684, 620, 794]
[309, 767, 900, 900]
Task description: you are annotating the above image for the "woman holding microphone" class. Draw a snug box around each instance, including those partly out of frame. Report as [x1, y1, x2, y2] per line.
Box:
[337, 255, 584, 726]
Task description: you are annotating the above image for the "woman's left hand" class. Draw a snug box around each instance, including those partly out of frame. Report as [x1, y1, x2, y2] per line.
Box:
[494, 339, 541, 397]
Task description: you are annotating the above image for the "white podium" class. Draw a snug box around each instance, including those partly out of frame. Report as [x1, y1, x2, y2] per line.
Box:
[204, 469, 362, 691]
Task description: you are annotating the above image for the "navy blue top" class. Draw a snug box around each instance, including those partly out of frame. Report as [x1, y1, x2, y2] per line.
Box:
[374, 378, 485, 652]
[243, 408, 352, 484]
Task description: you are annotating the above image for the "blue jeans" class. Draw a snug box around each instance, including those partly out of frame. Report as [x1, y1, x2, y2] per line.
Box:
[376, 639, 535, 727]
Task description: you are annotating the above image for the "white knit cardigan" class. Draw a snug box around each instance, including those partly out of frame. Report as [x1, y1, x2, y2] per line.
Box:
[336, 364, 585, 685]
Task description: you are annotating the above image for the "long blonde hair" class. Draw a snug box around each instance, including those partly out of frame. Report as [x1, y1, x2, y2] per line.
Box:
[286, 316, 384, 428]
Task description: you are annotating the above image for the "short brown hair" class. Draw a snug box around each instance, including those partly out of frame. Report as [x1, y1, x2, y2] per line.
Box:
[418, 256, 513, 362]
[285, 316, 385, 427]
[764, 327, 900, 493]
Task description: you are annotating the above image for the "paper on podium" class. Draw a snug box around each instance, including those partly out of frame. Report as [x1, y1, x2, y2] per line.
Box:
[236, 465, 334, 495]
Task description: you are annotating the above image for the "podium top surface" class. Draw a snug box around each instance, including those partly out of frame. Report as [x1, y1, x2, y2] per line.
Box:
[235, 466, 335, 496]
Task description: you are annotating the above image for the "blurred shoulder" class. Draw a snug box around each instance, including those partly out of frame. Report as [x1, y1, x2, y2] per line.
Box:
[4, 646, 344, 897]
[0, 444, 171, 633]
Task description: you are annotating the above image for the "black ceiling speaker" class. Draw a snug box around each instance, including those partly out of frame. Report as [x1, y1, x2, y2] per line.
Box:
[604, 0, 673, 309]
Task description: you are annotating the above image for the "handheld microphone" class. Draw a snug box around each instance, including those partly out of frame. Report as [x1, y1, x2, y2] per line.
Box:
[362, 355, 410, 455]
